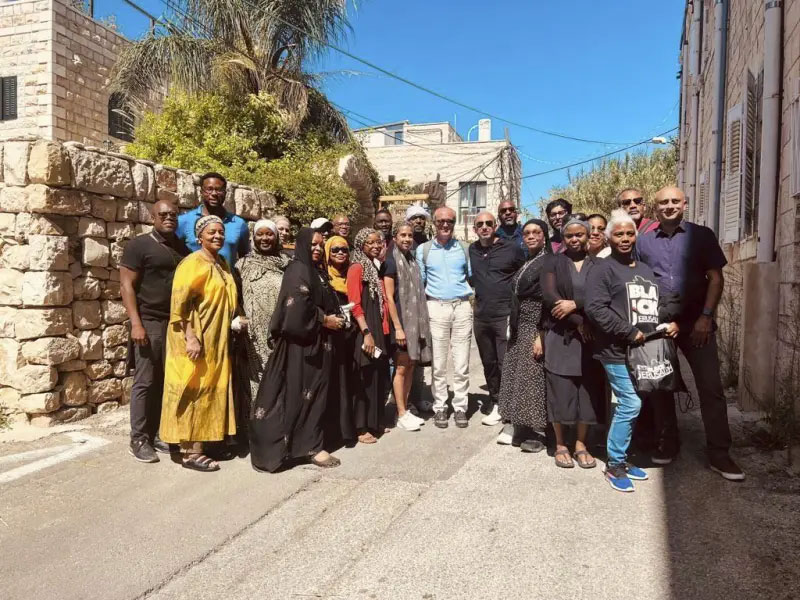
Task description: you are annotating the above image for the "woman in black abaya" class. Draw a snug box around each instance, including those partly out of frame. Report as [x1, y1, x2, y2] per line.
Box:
[249, 228, 345, 472]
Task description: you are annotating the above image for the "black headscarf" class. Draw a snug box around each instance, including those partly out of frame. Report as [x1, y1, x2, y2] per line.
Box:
[509, 219, 551, 337]
[292, 227, 329, 309]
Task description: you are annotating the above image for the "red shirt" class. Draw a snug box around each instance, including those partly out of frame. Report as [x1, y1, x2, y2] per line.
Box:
[638, 217, 659, 234]
[346, 263, 390, 334]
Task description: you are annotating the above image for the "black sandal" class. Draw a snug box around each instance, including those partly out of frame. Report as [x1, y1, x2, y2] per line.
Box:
[182, 454, 220, 472]
[573, 450, 597, 469]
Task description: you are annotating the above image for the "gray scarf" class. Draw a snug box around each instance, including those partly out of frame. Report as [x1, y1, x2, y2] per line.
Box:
[391, 243, 432, 364]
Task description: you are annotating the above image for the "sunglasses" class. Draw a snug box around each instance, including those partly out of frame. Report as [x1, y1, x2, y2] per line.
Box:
[435, 219, 455, 226]
[329, 246, 349, 254]
[621, 197, 644, 206]
[157, 211, 178, 219]
[499, 207, 517, 214]
[475, 220, 495, 228]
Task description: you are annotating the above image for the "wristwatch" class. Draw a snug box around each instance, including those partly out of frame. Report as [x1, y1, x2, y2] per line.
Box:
[701, 308, 714, 317]
[361, 328, 370, 336]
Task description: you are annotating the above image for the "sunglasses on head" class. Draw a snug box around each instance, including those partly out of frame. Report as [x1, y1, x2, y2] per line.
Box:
[621, 197, 644, 206]
[435, 219, 455, 226]
[329, 246, 349, 254]
[475, 220, 495, 228]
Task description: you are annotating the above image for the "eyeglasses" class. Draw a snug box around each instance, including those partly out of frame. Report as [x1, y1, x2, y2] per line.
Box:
[549, 209, 568, 218]
[203, 188, 226, 196]
[329, 246, 349, 254]
[475, 220, 495, 228]
[157, 211, 178, 219]
[621, 197, 644, 207]
[435, 219, 455, 226]
[499, 207, 517, 214]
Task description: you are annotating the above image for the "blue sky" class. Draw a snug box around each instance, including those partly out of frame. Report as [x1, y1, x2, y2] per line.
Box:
[106, 0, 684, 211]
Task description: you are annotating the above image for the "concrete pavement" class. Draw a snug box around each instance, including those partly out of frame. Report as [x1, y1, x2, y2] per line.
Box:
[1, 344, 799, 600]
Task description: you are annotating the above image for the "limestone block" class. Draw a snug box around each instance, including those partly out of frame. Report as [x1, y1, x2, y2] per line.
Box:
[32, 405, 91, 426]
[121, 375, 133, 405]
[15, 308, 72, 339]
[0, 145, 3, 182]
[27, 141, 71, 186]
[69, 260, 83, 279]
[177, 170, 196, 208]
[12, 364, 57, 393]
[156, 188, 179, 203]
[223, 185, 236, 213]
[132, 162, 155, 201]
[58, 359, 87, 372]
[138, 201, 154, 224]
[102, 324, 128, 347]
[82, 237, 109, 267]
[107, 222, 134, 241]
[28, 188, 90, 216]
[60, 371, 88, 406]
[73, 300, 102, 330]
[67, 147, 134, 198]
[75, 329, 102, 359]
[112, 361, 127, 377]
[83, 266, 110, 280]
[73, 276, 101, 300]
[101, 281, 121, 300]
[28, 235, 69, 271]
[103, 345, 127, 360]
[155, 164, 177, 192]
[0, 213, 15, 236]
[135, 224, 153, 236]
[88, 378, 123, 403]
[109, 241, 126, 269]
[116, 199, 138, 222]
[101, 299, 127, 324]
[0, 339, 23, 384]
[18, 214, 68, 239]
[85, 360, 112, 380]
[21, 336, 80, 365]
[1, 244, 30, 270]
[0, 387, 22, 412]
[0, 186, 28, 212]
[235, 187, 260, 220]
[0, 306, 16, 337]
[78, 217, 106, 237]
[258, 191, 277, 216]
[2, 141, 30, 185]
[20, 391, 61, 414]
[109, 270, 120, 282]
[97, 400, 120, 413]
[89, 196, 117, 221]
[22, 271, 73, 306]
[0, 268, 22, 305]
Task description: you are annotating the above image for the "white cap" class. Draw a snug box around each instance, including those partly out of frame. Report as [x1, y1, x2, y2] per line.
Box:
[310, 217, 331, 229]
[405, 205, 429, 221]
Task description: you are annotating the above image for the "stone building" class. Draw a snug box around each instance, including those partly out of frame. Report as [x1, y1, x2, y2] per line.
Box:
[677, 0, 800, 410]
[355, 119, 521, 239]
[0, 0, 136, 145]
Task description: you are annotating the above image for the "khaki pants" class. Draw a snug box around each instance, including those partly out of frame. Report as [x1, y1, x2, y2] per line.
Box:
[427, 299, 473, 413]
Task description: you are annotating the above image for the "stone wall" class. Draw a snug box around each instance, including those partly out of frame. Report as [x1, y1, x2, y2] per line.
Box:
[0, 137, 280, 427]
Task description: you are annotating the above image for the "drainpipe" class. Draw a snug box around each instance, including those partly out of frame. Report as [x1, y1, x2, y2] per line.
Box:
[686, 0, 703, 222]
[708, 0, 728, 236]
[756, 0, 784, 262]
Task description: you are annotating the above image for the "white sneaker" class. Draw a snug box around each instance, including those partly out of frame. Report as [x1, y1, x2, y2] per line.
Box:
[481, 405, 502, 426]
[397, 412, 421, 431]
[497, 423, 514, 445]
[408, 412, 425, 426]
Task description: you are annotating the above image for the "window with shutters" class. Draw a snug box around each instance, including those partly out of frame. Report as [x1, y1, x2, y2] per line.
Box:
[741, 69, 763, 238]
[1, 76, 17, 121]
[458, 181, 487, 224]
[108, 93, 134, 142]
[722, 103, 743, 243]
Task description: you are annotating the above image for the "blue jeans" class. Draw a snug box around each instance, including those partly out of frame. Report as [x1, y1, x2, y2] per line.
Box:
[603, 363, 642, 467]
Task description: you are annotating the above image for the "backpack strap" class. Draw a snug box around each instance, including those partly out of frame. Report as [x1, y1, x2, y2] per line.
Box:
[422, 240, 433, 266]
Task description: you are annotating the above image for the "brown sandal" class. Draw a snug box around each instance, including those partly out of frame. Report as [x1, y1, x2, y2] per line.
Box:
[182, 454, 220, 472]
[554, 448, 574, 469]
[358, 432, 378, 444]
[573, 450, 596, 469]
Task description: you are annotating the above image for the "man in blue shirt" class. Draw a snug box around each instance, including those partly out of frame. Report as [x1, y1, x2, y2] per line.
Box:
[176, 172, 250, 267]
[416, 206, 473, 429]
[636, 185, 743, 481]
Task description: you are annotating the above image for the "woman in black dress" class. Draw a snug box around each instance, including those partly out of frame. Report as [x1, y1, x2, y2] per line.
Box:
[347, 227, 391, 444]
[248, 228, 345, 472]
[541, 217, 603, 469]
[498, 219, 550, 451]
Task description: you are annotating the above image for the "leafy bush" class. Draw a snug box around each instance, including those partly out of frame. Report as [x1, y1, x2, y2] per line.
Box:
[126, 91, 365, 222]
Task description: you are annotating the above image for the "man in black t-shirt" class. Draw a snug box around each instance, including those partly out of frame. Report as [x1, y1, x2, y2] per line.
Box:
[120, 200, 189, 463]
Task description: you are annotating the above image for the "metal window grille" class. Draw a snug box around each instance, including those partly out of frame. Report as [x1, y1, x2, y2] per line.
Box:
[1, 76, 17, 121]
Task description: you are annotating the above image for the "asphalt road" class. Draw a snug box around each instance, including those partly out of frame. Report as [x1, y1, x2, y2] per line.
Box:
[1, 345, 799, 600]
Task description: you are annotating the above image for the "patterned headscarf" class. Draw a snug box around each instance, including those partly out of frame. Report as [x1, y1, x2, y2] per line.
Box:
[351, 227, 384, 317]
[195, 214, 224, 238]
[325, 235, 349, 295]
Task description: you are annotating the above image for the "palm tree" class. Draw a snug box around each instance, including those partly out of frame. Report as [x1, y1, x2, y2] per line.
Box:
[111, 0, 353, 140]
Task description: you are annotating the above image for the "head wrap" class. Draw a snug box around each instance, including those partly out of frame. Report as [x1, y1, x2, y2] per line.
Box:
[405, 205, 430, 221]
[254, 219, 278, 237]
[324, 235, 349, 294]
[561, 216, 590, 236]
[195, 214, 224, 238]
[351, 227, 384, 317]
[310, 217, 332, 230]
[522, 218, 552, 255]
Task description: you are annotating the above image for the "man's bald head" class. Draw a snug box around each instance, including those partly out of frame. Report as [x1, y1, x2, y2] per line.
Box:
[151, 200, 178, 235]
[433, 206, 456, 242]
[653, 185, 687, 226]
[473, 210, 497, 245]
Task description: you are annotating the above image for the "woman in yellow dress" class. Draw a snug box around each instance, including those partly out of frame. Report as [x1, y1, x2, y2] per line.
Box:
[160, 214, 240, 472]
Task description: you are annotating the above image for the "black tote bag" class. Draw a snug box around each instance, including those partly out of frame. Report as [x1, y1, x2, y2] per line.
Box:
[626, 331, 682, 394]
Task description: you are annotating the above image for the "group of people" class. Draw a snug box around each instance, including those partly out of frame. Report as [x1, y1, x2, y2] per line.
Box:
[120, 171, 744, 492]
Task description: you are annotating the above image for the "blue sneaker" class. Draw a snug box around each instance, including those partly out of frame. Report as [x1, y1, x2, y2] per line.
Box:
[625, 464, 648, 481]
[604, 464, 635, 492]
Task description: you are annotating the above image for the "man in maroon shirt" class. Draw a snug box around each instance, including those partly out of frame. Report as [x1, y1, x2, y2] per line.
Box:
[617, 187, 659, 234]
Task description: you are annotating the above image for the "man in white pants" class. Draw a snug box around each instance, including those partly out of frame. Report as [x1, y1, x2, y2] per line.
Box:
[416, 206, 473, 429]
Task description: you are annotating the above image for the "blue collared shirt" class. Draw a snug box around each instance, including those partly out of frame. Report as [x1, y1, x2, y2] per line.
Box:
[416, 238, 473, 301]
[176, 205, 250, 267]
[635, 220, 727, 322]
